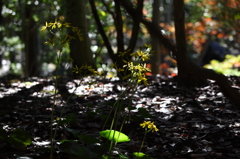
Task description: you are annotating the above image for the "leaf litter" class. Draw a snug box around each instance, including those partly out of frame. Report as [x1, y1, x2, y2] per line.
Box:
[0, 75, 240, 158]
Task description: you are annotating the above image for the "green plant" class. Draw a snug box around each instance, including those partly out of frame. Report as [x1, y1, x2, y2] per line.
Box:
[0, 128, 32, 150]
[41, 18, 84, 159]
[204, 54, 240, 76]
[57, 44, 157, 159]
[42, 21, 157, 158]
[58, 121, 157, 159]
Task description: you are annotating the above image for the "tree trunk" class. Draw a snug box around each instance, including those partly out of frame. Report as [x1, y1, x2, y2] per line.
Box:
[0, 0, 3, 68]
[22, 3, 39, 77]
[150, 0, 161, 75]
[173, 0, 190, 86]
[66, 0, 95, 74]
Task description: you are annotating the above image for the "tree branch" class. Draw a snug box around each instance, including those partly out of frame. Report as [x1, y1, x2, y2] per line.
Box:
[126, 0, 143, 52]
[89, 0, 116, 62]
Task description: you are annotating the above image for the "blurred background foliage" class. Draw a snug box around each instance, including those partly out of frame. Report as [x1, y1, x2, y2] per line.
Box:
[204, 55, 240, 76]
[0, 0, 239, 78]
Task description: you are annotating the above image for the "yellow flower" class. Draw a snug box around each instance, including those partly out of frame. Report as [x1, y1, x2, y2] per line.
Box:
[141, 54, 150, 61]
[72, 65, 80, 74]
[57, 22, 62, 28]
[144, 43, 152, 49]
[140, 121, 151, 128]
[51, 19, 59, 29]
[137, 74, 148, 85]
[140, 121, 158, 132]
[118, 49, 131, 57]
[41, 22, 48, 31]
[63, 22, 71, 28]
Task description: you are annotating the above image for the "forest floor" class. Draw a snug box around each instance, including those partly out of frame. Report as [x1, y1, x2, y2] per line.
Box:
[0, 75, 240, 159]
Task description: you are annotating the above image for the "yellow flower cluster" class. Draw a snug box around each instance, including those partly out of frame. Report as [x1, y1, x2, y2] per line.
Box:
[41, 18, 83, 47]
[124, 62, 150, 85]
[72, 65, 99, 75]
[115, 44, 153, 85]
[130, 50, 150, 61]
[140, 121, 159, 132]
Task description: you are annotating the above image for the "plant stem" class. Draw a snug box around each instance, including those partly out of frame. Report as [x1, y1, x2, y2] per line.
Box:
[50, 51, 62, 159]
[138, 130, 147, 156]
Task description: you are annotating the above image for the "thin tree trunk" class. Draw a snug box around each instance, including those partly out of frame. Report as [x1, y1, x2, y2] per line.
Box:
[150, 0, 161, 75]
[173, 0, 190, 86]
[23, 4, 39, 77]
[0, 0, 3, 68]
[66, 0, 95, 75]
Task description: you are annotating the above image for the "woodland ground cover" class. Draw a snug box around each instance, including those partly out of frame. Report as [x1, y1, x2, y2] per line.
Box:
[0, 74, 240, 159]
[1, 1, 240, 158]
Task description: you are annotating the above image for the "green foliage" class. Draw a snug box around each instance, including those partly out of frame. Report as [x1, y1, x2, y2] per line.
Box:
[100, 130, 130, 143]
[8, 129, 32, 147]
[1, 0, 62, 76]
[0, 128, 32, 148]
[132, 152, 153, 159]
[204, 54, 240, 76]
[53, 44, 156, 159]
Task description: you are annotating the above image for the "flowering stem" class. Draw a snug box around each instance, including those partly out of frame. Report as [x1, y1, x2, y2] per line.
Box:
[138, 129, 147, 156]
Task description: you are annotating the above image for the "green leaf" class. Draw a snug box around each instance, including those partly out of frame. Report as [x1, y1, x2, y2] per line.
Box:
[102, 155, 115, 159]
[8, 129, 32, 146]
[138, 108, 152, 118]
[132, 152, 153, 159]
[78, 134, 100, 145]
[100, 130, 130, 143]
[65, 127, 80, 136]
[100, 10, 106, 16]
[119, 153, 131, 159]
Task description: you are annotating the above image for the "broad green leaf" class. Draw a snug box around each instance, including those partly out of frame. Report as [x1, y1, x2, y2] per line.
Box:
[102, 155, 115, 159]
[8, 129, 32, 146]
[100, 130, 130, 143]
[132, 152, 153, 159]
[78, 134, 100, 145]
[100, 10, 106, 16]
[65, 127, 80, 136]
[119, 153, 131, 159]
